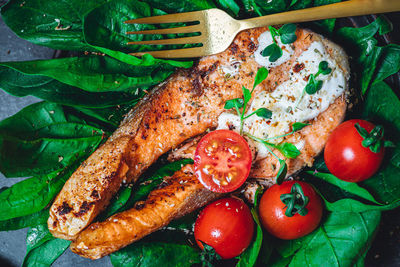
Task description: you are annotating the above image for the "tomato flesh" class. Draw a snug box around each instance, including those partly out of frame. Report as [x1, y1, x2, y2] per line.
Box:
[194, 129, 252, 193]
[259, 181, 323, 240]
[324, 119, 384, 182]
[194, 197, 255, 259]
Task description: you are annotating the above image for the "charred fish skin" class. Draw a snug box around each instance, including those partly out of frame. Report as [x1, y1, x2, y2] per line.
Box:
[70, 165, 221, 259]
[49, 26, 349, 243]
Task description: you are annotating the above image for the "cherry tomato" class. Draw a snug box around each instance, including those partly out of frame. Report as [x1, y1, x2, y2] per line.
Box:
[194, 129, 252, 193]
[259, 181, 323, 240]
[194, 197, 254, 259]
[324, 119, 384, 182]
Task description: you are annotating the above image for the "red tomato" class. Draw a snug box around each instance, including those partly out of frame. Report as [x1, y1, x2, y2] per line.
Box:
[194, 197, 254, 259]
[194, 129, 252, 193]
[324, 119, 384, 182]
[259, 181, 323, 240]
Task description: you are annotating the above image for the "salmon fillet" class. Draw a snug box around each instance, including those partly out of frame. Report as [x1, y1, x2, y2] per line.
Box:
[49, 27, 349, 242]
[71, 165, 221, 259]
[169, 96, 346, 178]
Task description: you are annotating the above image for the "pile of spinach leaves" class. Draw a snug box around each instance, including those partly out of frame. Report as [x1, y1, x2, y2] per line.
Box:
[0, 0, 400, 266]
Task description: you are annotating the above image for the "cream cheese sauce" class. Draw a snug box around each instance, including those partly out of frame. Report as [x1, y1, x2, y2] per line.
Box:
[217, 39, 348, 160]
[254, 31, 295, 69]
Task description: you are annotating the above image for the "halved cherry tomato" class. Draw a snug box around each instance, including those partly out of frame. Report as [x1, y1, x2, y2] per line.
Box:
[259, 180, 323, 240]
[194, 129, 252, 193]
[194, 197, 254, 259]
[324, 119, 385, 182]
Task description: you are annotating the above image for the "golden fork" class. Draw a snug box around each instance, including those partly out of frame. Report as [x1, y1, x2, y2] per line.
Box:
[125, 0, 400, 58]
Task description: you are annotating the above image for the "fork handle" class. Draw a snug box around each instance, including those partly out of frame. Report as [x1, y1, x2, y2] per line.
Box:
[239, 0, 400, 30]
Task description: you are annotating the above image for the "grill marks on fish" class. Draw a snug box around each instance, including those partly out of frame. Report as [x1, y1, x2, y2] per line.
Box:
[71, 165, 221, 259]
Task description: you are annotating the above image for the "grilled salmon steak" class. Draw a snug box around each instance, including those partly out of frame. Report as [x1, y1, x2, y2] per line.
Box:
[71, 165, 221, 259]
[49, 26, 349, 256]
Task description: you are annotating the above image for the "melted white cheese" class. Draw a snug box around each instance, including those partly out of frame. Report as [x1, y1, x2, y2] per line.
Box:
[254, 31, 295, 69]
[217, 41, 348, 160]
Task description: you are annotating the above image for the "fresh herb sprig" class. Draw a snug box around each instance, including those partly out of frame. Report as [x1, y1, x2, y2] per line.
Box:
[262, 24, 297, 62]
[246, 122, 309, 184]
[224, 67, 270, 135]
[224, 67, 310, 184]
[296, 61, 332, 108]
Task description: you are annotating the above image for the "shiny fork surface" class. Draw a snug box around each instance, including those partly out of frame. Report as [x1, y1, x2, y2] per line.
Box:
[125, 0, 400, 58]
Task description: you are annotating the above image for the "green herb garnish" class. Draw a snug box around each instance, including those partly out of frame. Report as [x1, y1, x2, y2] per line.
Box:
[262, 24, 297, 62]
[245, 121, 309, 184]
[225, 67, 310, 184]
[296, 61, 332, 108]
[224, 67, 270, 135]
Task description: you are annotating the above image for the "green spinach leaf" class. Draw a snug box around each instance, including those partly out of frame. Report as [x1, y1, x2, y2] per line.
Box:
[1, 0, 107, 51]
[83, 0, 193, 67]
[25, 224, 54, 254]
[22, 222, 70, 267]
[372, 44, 400, 86]
[0, 209, 49, 231]
[214, 0, 240, 17]
[23, 238, 71, 267]
[0, 102, 103, 177]
[236, 208, 264, 267]
[306, 172, 400, 212]
[0, 67, 142, 108]
[0, 166, 76, 220]
[361, 81, 400, 204]
[275, 210, 381, 267]
[337, 16, 394, 94]
[1, 55, 176, 92]
[140, 0, 215, 13]
[110, 242, 201, 267]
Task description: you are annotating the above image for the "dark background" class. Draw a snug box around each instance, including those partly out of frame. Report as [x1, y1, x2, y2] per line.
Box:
[0, 4, 399, 267]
